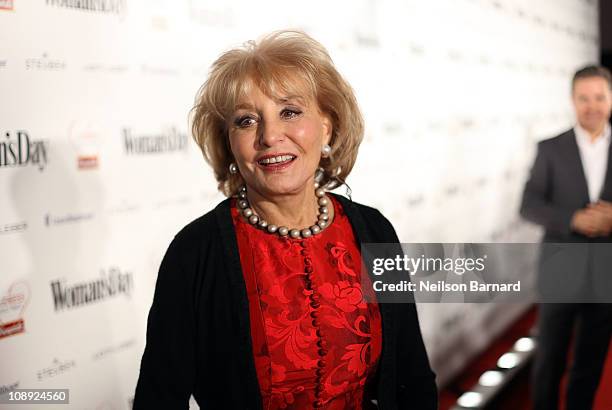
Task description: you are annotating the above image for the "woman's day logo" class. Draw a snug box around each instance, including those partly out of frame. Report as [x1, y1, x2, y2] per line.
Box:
[0, 281, 30, 339]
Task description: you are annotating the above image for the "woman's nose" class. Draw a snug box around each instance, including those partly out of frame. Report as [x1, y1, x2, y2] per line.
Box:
[258, 118, 285, 147]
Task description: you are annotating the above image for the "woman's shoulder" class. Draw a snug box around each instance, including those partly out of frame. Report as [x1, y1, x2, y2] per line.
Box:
[168, 198, 232, 256]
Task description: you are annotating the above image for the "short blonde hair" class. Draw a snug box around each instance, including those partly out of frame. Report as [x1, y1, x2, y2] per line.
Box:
[190, 30, 364, 197]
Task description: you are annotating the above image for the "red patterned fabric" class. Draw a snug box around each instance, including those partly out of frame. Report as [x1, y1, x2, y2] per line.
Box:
[232, 196, 383, 409]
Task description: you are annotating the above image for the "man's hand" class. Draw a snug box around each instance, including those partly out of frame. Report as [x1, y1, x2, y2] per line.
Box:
[571, 203, 612, 237]
[589, 200, 612, 233]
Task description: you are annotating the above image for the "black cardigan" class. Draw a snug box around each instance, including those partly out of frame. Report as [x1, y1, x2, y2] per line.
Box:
[134, 194, 438, 410]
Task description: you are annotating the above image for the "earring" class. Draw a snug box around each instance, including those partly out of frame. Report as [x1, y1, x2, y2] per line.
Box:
[229, 163, 238, 174]
[321, 144, 331, 158]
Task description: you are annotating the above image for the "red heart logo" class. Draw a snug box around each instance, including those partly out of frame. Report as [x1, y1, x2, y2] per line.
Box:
[0, 281, 31, 326]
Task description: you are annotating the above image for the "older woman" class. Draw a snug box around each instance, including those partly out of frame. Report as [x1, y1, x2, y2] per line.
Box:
[134, 30, 437, 409]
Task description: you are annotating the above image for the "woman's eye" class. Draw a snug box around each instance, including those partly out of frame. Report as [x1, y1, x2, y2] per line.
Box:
[235, 116, 256, 128]
[280, 108, 302, 120]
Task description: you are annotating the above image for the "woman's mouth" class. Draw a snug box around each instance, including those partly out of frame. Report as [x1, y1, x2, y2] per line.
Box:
[257, 154, 297, 171]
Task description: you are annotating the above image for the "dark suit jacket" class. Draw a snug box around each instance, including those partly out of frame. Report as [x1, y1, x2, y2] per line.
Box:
[520, 128, 612, 301]
[520, 128, 612, 242]
[133, 194, 438, 410]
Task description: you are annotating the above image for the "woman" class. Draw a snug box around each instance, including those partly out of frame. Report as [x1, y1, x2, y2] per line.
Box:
[134, 30, 437, 410]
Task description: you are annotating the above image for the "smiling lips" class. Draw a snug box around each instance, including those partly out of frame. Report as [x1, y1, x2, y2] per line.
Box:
[257, 153, 297, 171]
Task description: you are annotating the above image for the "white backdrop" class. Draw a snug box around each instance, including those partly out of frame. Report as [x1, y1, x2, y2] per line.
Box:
[0, 0, 599, 408]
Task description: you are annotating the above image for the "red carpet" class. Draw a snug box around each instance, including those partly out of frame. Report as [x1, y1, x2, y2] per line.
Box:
[439, 306, 612, 409]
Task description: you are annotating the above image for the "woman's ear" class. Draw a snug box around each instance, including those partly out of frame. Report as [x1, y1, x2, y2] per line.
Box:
[321, 113, 333, 146]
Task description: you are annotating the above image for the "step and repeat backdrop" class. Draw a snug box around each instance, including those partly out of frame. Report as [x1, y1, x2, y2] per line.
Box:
[0, 0, 599, 408]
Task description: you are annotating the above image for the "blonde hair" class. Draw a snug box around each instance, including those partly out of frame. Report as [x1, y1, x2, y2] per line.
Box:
[190, 30, 364, 197]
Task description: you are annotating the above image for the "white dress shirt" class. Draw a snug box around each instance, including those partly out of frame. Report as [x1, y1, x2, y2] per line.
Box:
[574, 123, 611, 203]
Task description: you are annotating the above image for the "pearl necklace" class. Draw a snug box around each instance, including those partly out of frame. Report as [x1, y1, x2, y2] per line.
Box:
[236, 185, 331, 239]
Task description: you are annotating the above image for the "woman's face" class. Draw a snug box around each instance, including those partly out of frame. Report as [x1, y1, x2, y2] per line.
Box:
[227, 83, 332, 199]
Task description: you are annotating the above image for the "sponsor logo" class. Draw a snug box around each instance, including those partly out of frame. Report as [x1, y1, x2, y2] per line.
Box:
[68, 121, 103, 170]
[0, 0, 13, 11]
[25, 53, 66, 71]
[188, 1, 234, 27]
[122, 127, 188, 155]
[153, 195, 193, 210]
[0, 281, 30, 340]
[106, 202, 140, 215]
[82, 63, 128, 73]
[406, 195, 424, 207]
[36, 358, 76, 381]
[45, 212, 94, 226]
[45, 0, 126, 16]
[77, 156, 97, 169]
[139, 64, 179, 76]
[92, 338, 136, 361]
[145, 0, 173, 32]
[0, 131, 48, 171]
[50, 267, 133, 311]
[0, 221, 27, 234]
[0, 60, 7, 69]
[0, 382, 19, 396]
[445, 185, 460, 197]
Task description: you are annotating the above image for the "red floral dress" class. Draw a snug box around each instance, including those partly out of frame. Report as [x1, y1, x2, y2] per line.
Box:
[232, 196, 383, 410]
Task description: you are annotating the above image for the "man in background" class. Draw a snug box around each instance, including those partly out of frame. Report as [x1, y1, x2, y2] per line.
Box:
[520, 65, 612, 410]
